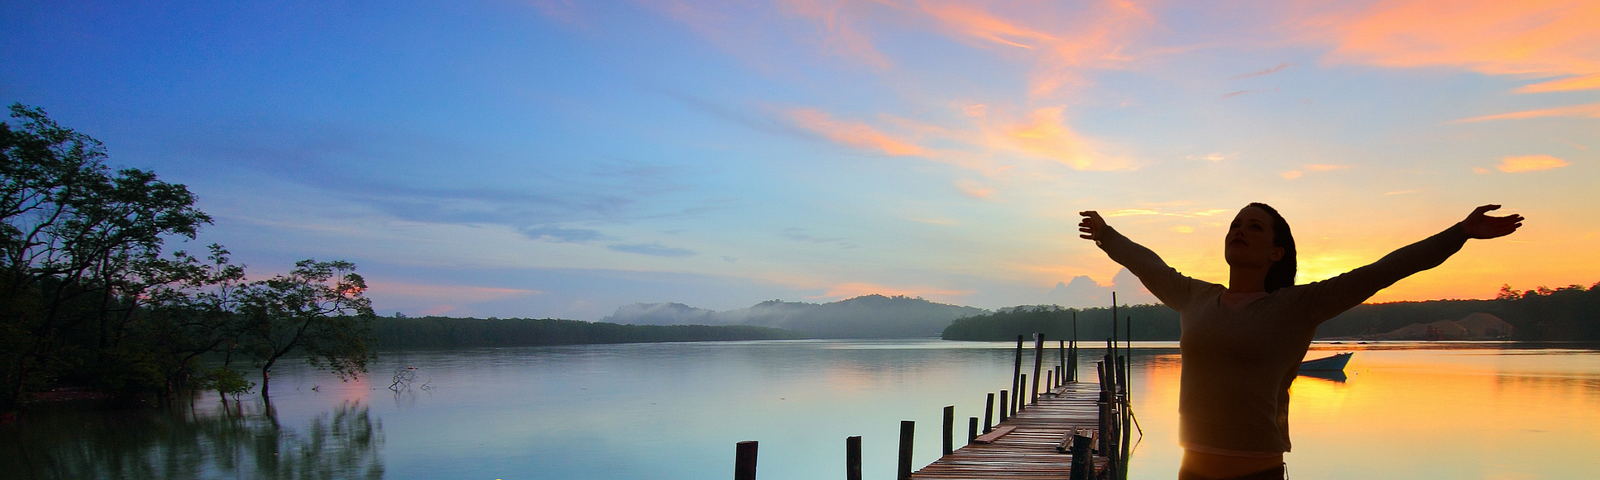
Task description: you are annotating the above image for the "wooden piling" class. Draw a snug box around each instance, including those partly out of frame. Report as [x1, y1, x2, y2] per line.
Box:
[998, 390, 1008, 422]
[983, 393, 994, 433]
[1031, 333, 1044, 405]
[967, 417, 978, 445]
[735, 441, 758, 480]
[1018, 374, 1027, 413]
[898, 420, 915, 480]
[942, 405, 954, 455]
[846, 436, 862, 480]
[1011, 335, 1023, 414]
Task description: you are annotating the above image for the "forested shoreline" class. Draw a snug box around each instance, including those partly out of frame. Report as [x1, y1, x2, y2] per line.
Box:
[371, 316, 805, 348]
[942, 282, 1600, 342]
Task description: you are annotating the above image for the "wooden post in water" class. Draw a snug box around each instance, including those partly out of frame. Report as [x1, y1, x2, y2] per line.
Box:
[967, 417, 978, 445]
[1017, 374, 1027, 413]
[942, 405, 954, 455]
[735, 441, 758, 480]
[1011, 335, 1024, 414]
[1046, 370, 1053, 392]
[1070, 312, 1079, 382]
[1059, 339, 1066, 383]
[1031, 333, 1044, 405]
[1069, 432, 1093, 480]
[898, 421, 915, 480]
[983, 393, 995, 433]
[846, 436, 862, 480]
[998, 390, 1008, 422]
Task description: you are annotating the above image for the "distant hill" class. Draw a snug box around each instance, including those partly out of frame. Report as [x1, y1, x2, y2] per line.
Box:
[604, 295, 989, 338]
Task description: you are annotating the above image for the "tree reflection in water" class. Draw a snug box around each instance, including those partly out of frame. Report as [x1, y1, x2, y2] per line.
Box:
[2, 400, 384, 480]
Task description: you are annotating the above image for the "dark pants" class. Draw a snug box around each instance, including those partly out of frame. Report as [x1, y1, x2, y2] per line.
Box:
[1177, 463, 1286, 480]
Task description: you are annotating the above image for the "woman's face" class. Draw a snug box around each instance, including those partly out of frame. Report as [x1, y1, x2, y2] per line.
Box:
[1224, 206, 1284, 268]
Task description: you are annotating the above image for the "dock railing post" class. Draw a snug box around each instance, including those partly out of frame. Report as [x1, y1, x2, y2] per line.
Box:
[967, 417, 978, 445]
[846, 436, 862, 480]
[1070, 312, 1079, 382]
[1059, 339, 1066, 384]
[1069, 433, 1093, 480]
[983, 393, 994, 432]
[1031, 333, 1044, 405]
[898, 421, 915, 480]
[735, 441, 758, 480]
[1046, 370, 1053, 393]
[1018, 374, 1027, 413]
[1011, 335, 1023, 414]
[999, 390, 1008, 422]
[943, 405, 954, 455]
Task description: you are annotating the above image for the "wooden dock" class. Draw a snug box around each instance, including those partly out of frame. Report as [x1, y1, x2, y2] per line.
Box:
[910, 382, 1107, 480]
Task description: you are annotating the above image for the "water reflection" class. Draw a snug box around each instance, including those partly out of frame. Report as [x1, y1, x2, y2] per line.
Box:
[2, 399, 383, 480]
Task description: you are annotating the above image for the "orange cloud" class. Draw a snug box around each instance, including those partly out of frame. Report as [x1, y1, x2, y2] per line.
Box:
[1315, 0, 1600, 92]
[1449, 102, 1600, 123]
[1496, 155, 1571, 172]
[992, 107, 1125, 170]
[1304, 164, 1350, 172]
[912, 0, 1154, 97]
[788, 108, 931, 156]
[954, 179, 995, 199]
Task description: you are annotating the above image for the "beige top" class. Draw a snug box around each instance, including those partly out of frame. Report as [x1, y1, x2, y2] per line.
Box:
[1097, 223, 1469, 453]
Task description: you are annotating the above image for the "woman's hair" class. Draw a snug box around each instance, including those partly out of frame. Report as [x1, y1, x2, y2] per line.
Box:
[1247, 202, 1297, 292]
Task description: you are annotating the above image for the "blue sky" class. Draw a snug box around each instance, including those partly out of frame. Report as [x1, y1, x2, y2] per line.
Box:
[4, 0, 1596, 319]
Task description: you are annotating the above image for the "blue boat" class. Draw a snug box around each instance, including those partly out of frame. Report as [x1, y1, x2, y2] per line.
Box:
[1299, 352, 1353, 372]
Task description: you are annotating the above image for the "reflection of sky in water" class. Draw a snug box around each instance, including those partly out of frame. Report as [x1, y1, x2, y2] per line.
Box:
[10, 341, 1598, 479]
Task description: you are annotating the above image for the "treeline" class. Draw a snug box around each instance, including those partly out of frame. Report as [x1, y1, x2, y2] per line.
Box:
[1315, 283, 1600, 340]
[372, 316, 806, 348]
[941, 305, 1179, 342]
[942, 282, 1600, 342]
[2, 105, 374, 409]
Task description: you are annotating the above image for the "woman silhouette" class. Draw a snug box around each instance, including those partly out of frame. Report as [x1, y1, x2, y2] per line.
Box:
[1078, 204, 1522, 480]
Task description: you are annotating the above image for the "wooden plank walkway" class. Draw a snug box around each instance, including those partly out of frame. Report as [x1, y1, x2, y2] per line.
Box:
[910, 382, 1106, 479]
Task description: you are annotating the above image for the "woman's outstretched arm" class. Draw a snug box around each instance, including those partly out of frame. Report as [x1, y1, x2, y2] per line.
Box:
[1080, 211, 1211, 311]
[1298, 205, 1524, 321]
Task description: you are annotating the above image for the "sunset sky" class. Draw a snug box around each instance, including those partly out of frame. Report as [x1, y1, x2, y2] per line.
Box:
[3, 0, 1595, 319]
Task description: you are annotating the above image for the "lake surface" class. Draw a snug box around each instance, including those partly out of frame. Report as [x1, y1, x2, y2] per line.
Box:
[5, 340, 1599, 479]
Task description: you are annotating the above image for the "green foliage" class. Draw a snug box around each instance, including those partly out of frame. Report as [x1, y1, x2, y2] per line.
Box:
[197, 367, 254, 400]
[0, 104, 375, 408]
[371, 316, 806, 348]
[236, 260, 376, 396]
[947, 283, 1600, 342]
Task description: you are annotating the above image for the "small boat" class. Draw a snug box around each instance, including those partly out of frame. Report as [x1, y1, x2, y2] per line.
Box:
[1299, 352, 1353, 372]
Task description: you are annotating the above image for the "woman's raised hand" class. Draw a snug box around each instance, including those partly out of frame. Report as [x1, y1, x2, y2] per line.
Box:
[1079, 211, 1106, 242]
[1462, 205, 1523, 239]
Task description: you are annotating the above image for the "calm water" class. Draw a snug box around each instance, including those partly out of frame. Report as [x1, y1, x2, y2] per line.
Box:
[5, 340, 1599, 479]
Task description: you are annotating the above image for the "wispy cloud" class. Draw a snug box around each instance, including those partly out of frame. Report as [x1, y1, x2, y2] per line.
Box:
[911, 0, 1155, 97]
[368, 282, 543, 302]
[1313, 0, 1600, 93]
[1304, 164, 1350, 172]
[1449, 102, 1600, 123]
[1186, 152, 1236, 162]
[607, 243, 697, 257]
[787, 108, 932, 157]
[1229, 63, 1292, 80]
[991, 107, 1126, 171]
[1103, 208, 1230, 218]
[954, 179, 995, 199]
[1496, 155, 1571, 172]
[778, 0, 892, 69]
